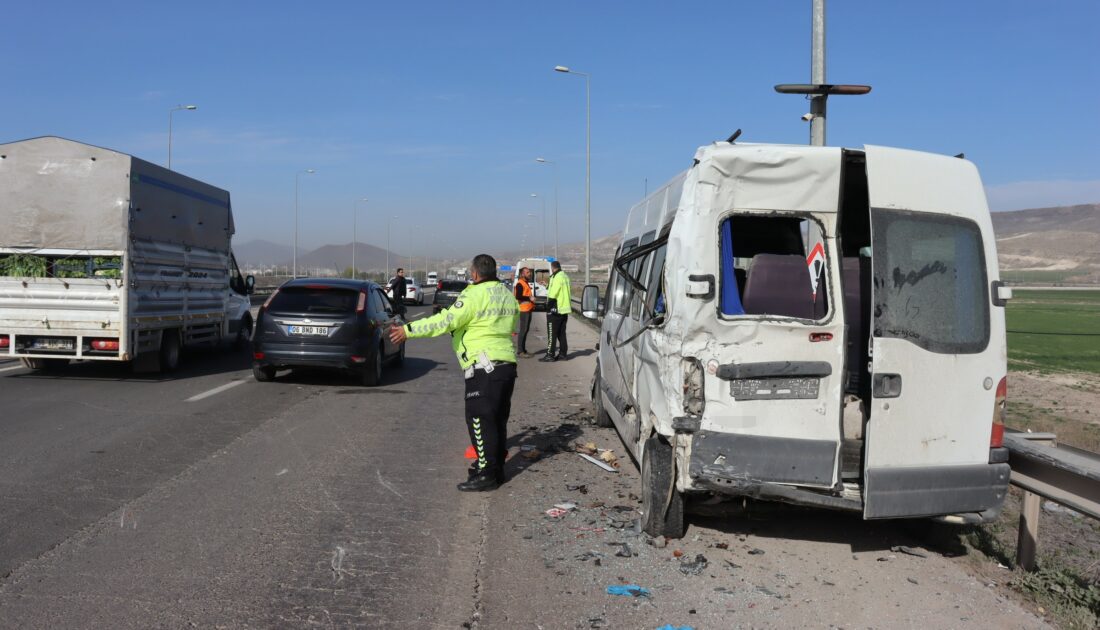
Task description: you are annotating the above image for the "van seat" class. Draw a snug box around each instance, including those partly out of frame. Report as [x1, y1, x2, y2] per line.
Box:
[741, 254, 815, 319]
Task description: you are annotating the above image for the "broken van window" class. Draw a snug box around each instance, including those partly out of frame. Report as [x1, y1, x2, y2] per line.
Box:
[871, 209, 989, 354]
[718, 215, 828, 320]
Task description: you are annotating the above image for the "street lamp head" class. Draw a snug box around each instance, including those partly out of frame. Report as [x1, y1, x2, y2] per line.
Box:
[535, 157, 547, 163]
[184, 105, 198, 110]
[305, 169, 316, 174]
[554, 65, 570, 73]
[530, 193, 538, 198]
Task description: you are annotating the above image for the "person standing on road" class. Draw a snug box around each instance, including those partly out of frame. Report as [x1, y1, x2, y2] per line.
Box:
[514, 267, 535, 357]
[541, 260, 572, 362]
[389, 254, 519, 492]
[389, 268, 407, 304]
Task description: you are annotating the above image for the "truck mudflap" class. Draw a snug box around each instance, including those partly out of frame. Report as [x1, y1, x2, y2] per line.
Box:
[863, 463, 1010, 519]
[688, 430, 837, 487]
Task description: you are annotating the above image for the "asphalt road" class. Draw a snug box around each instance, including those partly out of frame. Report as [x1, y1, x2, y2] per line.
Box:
[0, 306, 1051, 628]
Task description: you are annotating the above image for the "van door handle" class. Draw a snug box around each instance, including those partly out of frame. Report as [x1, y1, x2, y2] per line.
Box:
[872, 373, 903, 398]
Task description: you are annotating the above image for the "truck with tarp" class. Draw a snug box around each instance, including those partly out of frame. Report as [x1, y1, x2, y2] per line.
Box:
[0, 136, 254, 372]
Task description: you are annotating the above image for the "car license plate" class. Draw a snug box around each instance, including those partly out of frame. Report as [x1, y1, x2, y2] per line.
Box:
[32, 337, 75, 350]
[287, 325, 329, 336]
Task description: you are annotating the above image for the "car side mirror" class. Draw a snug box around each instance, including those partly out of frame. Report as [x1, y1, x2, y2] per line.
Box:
[245, 275, 256, 294]
[581, 284, 600, 319]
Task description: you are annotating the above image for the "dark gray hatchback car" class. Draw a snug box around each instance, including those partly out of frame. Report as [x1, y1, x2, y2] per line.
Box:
[252, 278, 406, 386]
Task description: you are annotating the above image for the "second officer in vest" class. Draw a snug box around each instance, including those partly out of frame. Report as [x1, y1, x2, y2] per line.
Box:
[389, 254, 518, 491]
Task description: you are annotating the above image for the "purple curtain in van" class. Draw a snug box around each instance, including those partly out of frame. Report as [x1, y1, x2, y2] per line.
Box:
[720, 218, 746, 315]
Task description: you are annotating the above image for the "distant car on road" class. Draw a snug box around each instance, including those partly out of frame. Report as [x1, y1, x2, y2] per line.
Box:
[252, 278, 406, 386]
[385, 277, 426, 305]
[432, 279, 468, 314]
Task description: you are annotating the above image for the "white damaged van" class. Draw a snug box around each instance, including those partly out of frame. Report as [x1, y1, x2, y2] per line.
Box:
[582, 142, 1012, 538]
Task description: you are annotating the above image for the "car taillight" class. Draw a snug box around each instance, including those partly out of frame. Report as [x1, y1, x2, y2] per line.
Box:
[253, 352, 265, 360]
[0, 335, 8, 348]
[991, 376, 1007, 448]
[262, 289, 280, 310]
[438, 282, 443, 289]
[357, 290, 367, 314]
[90, 339, 120, 351]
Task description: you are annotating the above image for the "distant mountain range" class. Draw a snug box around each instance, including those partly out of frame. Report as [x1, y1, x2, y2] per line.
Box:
[237, 203, 1100, 283]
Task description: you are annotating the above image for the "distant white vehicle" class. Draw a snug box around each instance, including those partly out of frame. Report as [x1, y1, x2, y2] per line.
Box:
[427, 271, 438, 286]
[385, 277, 426, 305]
[514, 257, 552, 310]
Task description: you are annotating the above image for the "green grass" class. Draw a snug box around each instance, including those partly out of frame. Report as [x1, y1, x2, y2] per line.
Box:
[1007, 290, 1100, 374]
[1001, 269, 1091, 285]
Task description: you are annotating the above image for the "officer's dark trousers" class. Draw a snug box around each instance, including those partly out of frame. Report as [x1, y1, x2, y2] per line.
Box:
[516, 311, 532, 353]
[546, 313, 568, 358]
[464, 362, 517, 476]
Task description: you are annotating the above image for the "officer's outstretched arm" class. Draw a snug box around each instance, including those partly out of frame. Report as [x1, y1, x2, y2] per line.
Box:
[405, 298, 475, 339]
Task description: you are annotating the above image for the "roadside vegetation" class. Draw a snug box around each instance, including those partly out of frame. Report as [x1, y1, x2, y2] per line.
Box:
[1007, 290, 1100, 374]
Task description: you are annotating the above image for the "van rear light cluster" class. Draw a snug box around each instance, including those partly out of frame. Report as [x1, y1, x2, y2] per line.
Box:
[90, 339, 120, 351]
[682, 357, 705, 415]
[0, 335, 9, 348]
[990, 376, 1007, 448]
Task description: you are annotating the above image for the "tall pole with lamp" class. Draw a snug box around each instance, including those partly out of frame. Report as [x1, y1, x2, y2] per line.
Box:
[352, 198, 368, 279]
[535, 157, 559, 260]
[293, 169, 316, 278]
[553, 65, 591, 285]
[167, 104, 197, 170]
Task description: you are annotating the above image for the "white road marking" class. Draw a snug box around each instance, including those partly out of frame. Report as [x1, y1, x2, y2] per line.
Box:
[0, 365, 25, 373]
[410, 312, 427, 320]
[185, 379, 246, 402]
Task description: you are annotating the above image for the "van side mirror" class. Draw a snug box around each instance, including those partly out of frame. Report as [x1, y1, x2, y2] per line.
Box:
[245, 275, 256, 294]
[581, 284, 600, 319]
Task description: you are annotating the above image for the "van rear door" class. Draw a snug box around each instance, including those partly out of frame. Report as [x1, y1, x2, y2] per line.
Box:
[862, 145, 1009, 519]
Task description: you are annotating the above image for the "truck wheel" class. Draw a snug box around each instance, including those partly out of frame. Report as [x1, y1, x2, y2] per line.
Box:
[591, 367, 614, 428]
[641, 435, 685, 539]
[234, 316, 253, 351]
[361, 346, 383, 386]
[158, 330, 181, 373]
[252, 364, 276, 382]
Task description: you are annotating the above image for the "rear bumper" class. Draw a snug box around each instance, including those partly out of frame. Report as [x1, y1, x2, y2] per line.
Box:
[863, 463, 1010, 519]
[254, 341, 366, 370]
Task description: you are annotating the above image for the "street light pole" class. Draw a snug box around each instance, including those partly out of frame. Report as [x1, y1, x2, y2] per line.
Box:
[293, 168, 316, 278]
[167, 104, 197, 170]
[530, 194, 546, 257]
[535, 157, 559, 260]
[554, 66, 591, 285]
[353, 197, 368, 279]
[386, 215, 399, 278]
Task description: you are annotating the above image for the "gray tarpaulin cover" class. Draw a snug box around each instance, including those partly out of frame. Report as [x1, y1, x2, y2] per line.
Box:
[0, 136, 233, 252]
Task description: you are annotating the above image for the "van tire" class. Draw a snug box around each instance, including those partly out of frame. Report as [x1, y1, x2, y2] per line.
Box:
[158, 330, 181, 373]
[234, 315, 253, 351]
[591, 368, 614, 428]
[641, 435, 685, 539]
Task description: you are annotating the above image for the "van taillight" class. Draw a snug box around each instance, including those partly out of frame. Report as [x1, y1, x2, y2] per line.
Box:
[262, 289, 280, 310]
[991, 376, 1007, 448]
[90, 339, 120, 351]
[0, 335, 8, 348]
[356, 290, 367, 314]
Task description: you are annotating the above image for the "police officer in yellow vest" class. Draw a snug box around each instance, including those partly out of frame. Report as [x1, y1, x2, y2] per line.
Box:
[540, 260, 572, 362]
[389, 254, 518, 491]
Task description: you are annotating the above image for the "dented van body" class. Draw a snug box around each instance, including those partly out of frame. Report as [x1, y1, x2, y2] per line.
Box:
[585, 142, 1011, 538]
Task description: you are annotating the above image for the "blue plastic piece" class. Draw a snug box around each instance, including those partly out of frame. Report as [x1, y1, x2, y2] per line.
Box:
[719, 218, 745, 315]
[655, 626, 694, 630]
[606, 584, 651, 598]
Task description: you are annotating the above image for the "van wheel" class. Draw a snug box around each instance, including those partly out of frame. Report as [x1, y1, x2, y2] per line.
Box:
[641, 435, 685, 539]
[361, 346, 383, 386]
[252, 364, 276, 382]
[234, 316, 253, 351]
[158, 330, 181, 373]
[591, 367, 614, 428]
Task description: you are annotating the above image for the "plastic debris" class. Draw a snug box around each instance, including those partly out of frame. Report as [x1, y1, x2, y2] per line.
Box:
[890, 545, 929, 558]
[656, 626, 694, 630]
[747, 548, 765, 555]
[607, 542, 634, 557]
[580, 453, 618, 472]
[566, 483, 589, 494]
[545, 507, 571, 518]
[554, 502, 578, 511]
[606, 584, 650, 598]
[679, 553, 709, 576]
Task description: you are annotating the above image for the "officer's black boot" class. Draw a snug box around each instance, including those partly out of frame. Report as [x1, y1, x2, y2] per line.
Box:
[457, 470, 500, 492]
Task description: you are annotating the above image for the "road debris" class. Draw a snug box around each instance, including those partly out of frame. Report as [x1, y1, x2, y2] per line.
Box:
[747, 548, 765, 555]
[607, 542, 635, 558]
[606, 584, 651, 598]
[679, 554, 709, 576]
[890, 545, 929, 558]
[580, 453, 618, 472]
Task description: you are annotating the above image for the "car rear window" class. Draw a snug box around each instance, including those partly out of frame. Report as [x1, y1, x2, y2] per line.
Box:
[268, 287, 359, 314]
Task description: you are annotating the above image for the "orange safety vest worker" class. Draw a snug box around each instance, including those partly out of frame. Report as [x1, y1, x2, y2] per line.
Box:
[515, 278, 535, 313]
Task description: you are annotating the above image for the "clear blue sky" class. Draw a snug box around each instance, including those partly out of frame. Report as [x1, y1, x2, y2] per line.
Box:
[3, 0, 1098, 258]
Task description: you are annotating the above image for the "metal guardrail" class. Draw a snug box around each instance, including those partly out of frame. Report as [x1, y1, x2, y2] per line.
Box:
[1004, 429, 1100, 570]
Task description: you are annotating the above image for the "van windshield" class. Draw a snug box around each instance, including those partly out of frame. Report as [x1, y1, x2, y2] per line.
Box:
[718, 215, 829, 320]
[871, 209, 989, 354]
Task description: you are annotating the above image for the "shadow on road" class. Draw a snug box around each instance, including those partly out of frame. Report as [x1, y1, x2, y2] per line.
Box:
[265, 356, 443, 388]
[3, 346, 253, 383]
[502, 421, 584, 482]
